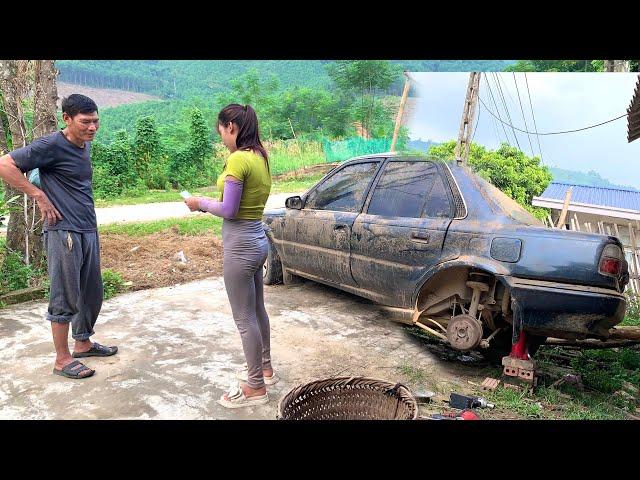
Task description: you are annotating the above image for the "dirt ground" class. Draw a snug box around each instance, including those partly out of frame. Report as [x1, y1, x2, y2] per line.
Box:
[57, 82, 160, 108]
[100, 231, 223, 290]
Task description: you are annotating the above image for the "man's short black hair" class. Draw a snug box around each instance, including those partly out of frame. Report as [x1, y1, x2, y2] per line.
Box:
[61, 94, 98, 118]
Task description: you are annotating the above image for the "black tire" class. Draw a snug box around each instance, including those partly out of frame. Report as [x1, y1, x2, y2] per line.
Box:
[263, 237, 283, 285]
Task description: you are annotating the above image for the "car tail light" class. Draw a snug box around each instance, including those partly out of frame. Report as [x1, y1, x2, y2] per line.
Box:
[598, 244, 623, 277]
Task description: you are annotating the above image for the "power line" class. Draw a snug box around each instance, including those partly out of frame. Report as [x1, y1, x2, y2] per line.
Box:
[493, 72, 522, 150]
[513, 73, 535, 157]
[471, 99, 481, 145]
[524, 73, 544, 163]
[478, 95, 628, 135]
[482, 76, 502, 147]
[484, 74, 510, 145]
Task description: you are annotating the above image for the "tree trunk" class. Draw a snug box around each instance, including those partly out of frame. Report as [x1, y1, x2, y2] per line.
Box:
[0, 60, 46, 270]
[0, 103, 8, 154]
[24, 60, 59, 270]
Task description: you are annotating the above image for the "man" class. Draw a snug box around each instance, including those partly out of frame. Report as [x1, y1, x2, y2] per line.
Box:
[0, 94, 117, 379]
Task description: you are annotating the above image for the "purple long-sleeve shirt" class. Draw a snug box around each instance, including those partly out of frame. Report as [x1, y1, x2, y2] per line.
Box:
[198, 179, 244, 219]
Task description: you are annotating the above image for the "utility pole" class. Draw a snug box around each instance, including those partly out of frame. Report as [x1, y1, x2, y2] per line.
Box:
[455, 72, 481, 165]
[390, 71, 412, 153]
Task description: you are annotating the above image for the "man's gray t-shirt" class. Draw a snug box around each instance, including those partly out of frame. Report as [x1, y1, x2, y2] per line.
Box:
[10, 130, 97, 232]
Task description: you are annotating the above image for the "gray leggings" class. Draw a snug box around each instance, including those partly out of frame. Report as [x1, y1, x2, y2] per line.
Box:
[222, 219, 271, 389]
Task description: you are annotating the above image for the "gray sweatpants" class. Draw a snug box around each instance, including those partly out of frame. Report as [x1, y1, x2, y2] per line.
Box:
[222, 218, 271, 389]
[44, 230, 103, 341]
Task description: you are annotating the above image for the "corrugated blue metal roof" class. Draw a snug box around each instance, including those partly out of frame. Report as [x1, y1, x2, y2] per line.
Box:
[538, 182, 640, 211]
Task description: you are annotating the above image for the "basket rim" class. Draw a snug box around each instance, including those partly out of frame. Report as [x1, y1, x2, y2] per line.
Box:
[276, 376, 418, 420]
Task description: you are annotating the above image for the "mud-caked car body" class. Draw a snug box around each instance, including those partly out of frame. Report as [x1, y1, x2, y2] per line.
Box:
[262, 153, 629, 355]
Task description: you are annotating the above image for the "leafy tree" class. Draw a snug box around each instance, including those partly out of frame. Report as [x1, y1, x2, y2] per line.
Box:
[505, 60, 638, 72]
[167, 108, 214, 188]
[429, 140, 552, 219]
[326, 60, 402, 138]
[91, 131, 140, 197]
[134, 116, 160, 177]
[269, 86, 352, 139]
[505, 60, 603, 72]
[187, 107, 211, 170]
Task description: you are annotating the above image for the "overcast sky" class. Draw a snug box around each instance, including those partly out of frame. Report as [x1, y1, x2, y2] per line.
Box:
[407, 73, 640, 189]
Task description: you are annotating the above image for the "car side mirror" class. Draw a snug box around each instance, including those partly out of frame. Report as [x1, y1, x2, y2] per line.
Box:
[285, 195, 303, 210]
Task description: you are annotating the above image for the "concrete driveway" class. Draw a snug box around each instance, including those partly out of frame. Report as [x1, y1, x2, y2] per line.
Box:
[0, 277, 478, 420]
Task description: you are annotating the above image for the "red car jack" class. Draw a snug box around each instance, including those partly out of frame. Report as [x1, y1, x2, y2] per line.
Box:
[501, 330, 537, 388]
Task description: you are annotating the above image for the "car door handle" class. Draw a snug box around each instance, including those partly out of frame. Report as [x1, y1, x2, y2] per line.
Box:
[411, 232, 430, 243]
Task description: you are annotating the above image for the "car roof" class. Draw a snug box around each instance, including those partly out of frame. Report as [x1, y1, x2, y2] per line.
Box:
[344, 151, 453, 162]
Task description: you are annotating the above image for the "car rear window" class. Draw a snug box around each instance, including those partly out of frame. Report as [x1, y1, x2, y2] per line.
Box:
[475, 174, 543, 226]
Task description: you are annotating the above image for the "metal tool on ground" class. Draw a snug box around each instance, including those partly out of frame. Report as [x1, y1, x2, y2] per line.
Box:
[413, 390, 436, 404]
[426, 409, 481, 420]
[449, 392, 495, 409]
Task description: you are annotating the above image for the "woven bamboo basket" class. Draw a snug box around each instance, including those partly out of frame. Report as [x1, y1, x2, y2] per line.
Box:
[277, 376, 418, 420]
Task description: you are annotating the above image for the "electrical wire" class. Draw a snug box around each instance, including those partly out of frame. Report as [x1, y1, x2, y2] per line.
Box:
[493, 72, 522, 150]
[524, 73, 544, 163]
[513, 73, 535, 156]
[484, 74, 511, 145]
[478, 95, 628, 135]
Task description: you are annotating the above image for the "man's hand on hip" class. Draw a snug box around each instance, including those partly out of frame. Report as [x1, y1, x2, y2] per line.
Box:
[34, 191, 63, 226]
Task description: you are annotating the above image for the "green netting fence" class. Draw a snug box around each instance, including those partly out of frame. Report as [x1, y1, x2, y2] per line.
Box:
[321, 137, 392, 163]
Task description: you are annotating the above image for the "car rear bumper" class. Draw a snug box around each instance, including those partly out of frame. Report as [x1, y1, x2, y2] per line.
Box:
[501, 277, 627, 340]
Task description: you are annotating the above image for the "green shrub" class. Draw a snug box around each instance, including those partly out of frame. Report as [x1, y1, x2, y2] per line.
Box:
[0, 251, 45, 295]
[102, 269, 128, 300]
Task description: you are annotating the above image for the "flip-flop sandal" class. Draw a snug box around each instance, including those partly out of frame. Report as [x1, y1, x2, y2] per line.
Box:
[53, 360, 95, 379]
[73, 342, 118, 358]
[218, 381, 269, 409]
[235, 363, 279, 385]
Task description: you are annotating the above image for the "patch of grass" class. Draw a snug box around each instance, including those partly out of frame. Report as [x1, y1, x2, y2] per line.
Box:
[533, 344, 639, 418]
[533, 386, 626, 420]
[487, 387, 546, 419]
[95, 186, 218, 207]
[101, 269, 129, 300]
[397, 362, 429, 386]
[267, 140, 327, 176]
[271, 174, 325, 194]
[570, 348, 640, 394]
[99, 216, 223, 237]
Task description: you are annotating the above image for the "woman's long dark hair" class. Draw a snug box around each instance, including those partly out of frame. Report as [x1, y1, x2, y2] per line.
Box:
[217, 104, 269, 165]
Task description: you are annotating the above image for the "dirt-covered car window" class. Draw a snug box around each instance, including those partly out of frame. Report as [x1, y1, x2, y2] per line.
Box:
[423, 174, 453, 218]
[367, 161, 451, 218]
[305, 162, 379, 212]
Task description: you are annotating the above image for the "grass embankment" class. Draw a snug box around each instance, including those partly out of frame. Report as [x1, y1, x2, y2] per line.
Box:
[95, 140, 328, 207]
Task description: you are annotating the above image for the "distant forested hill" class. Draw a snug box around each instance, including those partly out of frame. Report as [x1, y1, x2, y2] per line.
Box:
[548, 166, 639, 191]
[56, 60, 516, 99]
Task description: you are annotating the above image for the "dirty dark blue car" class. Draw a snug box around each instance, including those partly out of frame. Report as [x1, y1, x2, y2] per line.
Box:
[262, 153, 629, 357]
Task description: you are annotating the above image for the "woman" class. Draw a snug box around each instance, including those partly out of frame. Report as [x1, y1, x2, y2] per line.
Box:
[185, 103, 277, 408]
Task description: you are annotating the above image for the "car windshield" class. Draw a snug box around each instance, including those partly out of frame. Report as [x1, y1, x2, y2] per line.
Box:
[474, 174, 543, 226]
